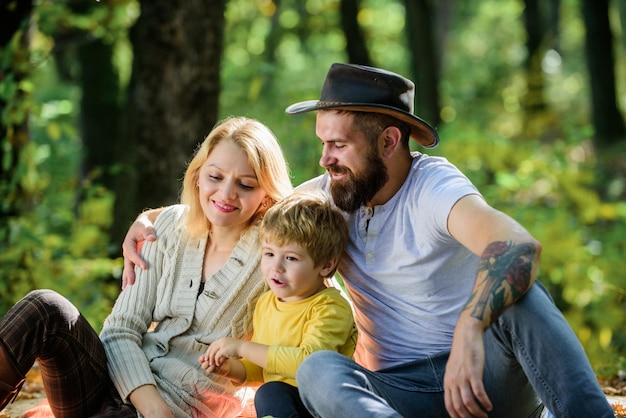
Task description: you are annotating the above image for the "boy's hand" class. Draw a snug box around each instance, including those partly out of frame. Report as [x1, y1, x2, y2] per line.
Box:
[198, 337, 242, 372]
[199, 357, 233, 376]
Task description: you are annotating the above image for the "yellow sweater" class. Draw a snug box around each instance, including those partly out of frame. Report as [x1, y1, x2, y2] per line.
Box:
[241, 287, 357, 387]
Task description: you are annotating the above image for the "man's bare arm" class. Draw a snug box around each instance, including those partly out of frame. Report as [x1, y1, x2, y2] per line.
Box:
[443, 194, 541, 417]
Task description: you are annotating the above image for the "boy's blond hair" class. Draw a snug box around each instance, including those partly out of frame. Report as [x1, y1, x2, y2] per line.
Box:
[260, 191, 348, 278]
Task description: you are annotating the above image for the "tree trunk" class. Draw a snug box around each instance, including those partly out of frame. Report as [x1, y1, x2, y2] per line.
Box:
[0, 0, 33, 218]
[339, 0, 372, 66]
[59, 0, 124, 194]
[522, 0, 547, 114]
[617, 0, 626, 52]
[581, 0, 625, 146]
[259, 0, 282, 96]
[113, 0, 226, 243]
[76, 36, 124, 192]
[404, 0, 441, 128]
[546, 0, 561, 51]
[0, 0, 34, 312]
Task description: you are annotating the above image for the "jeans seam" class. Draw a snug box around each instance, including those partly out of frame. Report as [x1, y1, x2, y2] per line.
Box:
[501, 319, 562, 415]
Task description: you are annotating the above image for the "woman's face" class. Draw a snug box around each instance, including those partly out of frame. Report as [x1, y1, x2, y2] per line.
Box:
[197, 139, 267, 230]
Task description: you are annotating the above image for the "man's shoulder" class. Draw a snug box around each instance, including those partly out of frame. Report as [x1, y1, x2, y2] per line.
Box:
[412, 152, 457, 171]
[295, 173, 329, 192]
[410, 153, 472, 187]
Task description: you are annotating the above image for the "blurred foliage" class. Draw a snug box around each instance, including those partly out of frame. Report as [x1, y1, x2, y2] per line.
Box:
[0, 0, 135, 329]
[1, 0, 624, 373]
[438, 122, 626, 376]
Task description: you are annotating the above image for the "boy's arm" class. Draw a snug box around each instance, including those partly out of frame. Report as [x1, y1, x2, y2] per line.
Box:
[236, 341, 269, 369]
[213, 359, 247, 385]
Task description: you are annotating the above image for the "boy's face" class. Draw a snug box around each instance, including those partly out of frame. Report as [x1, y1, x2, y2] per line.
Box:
[261, 239, 335, 302]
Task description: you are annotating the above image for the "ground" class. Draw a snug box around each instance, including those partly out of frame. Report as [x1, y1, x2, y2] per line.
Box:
[1, 364, 625, 417]
[1, 365, 47, 418]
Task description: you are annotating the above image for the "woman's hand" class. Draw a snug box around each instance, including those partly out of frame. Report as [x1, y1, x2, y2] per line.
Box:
[129, 384, 174, 418]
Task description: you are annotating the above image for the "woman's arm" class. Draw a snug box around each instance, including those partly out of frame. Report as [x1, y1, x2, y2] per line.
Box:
[101, 244, 162, 402]
[102, 206, 184, 403]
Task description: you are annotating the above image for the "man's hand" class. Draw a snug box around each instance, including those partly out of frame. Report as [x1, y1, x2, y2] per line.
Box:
[444, 316, 492, 418]
[121, 215, 156, 289]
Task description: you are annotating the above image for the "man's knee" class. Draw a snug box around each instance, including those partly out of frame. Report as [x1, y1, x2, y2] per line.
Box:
[297, 350, 340, 388]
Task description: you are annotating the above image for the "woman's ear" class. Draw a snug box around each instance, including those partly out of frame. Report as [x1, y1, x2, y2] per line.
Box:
[254, 196, 272, 223]
[262, 196, 274, 209]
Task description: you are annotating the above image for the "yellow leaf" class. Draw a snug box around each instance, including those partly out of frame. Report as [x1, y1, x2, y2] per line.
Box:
[46, 122, 61, 140]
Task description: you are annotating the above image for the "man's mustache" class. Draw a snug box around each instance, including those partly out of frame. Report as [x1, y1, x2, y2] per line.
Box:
[326, 165, 351, 176]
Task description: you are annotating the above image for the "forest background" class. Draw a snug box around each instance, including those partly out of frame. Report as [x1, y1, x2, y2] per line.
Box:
[1, 0, 625, 377]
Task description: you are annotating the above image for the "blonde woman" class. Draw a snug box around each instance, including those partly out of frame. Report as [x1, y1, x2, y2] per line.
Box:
[0, 117, 292, 418]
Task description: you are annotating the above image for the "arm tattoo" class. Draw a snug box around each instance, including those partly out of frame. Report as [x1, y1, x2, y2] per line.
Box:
[468, 241, 537, 324]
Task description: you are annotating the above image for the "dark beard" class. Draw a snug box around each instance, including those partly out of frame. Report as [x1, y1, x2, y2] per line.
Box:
[328, 149, 388, 213]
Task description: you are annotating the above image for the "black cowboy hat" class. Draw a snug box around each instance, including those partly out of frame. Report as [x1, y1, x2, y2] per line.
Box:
[285, 63, 439, 148]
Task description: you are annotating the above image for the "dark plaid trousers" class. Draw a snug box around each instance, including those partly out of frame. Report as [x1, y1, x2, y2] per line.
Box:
[0, 289, 136, 417]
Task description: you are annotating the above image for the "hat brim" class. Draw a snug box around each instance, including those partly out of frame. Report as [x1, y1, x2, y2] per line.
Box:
[285, 100, 439, 148]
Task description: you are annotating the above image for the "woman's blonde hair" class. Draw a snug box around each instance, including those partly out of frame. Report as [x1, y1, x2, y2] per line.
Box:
[180, 116, 292, 237]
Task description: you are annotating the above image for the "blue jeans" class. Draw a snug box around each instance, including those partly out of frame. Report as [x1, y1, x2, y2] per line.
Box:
[296, 282, 613, 418]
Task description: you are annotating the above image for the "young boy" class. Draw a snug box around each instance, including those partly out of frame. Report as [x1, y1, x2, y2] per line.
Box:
[199, 191, 357, 418]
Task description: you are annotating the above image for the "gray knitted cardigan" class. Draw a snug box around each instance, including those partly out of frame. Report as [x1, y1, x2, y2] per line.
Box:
[100, 205, 266, 417]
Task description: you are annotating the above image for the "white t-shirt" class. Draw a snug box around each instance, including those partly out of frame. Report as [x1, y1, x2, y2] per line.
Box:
[297, 153, 481, 371]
